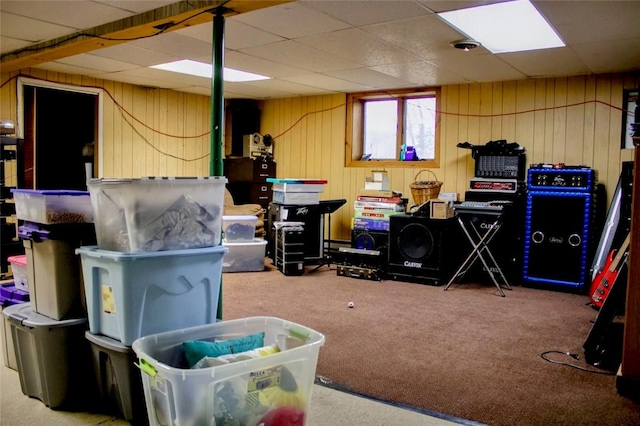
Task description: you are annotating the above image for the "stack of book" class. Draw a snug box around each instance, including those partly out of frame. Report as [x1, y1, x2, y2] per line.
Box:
[352, 189, 406, 232]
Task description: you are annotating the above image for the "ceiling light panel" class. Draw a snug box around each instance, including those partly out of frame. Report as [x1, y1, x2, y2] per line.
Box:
[438, 0, 565, 53]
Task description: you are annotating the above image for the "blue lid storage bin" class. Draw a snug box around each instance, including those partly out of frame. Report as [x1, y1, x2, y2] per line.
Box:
[76, 245, 227, 346]
[11, 189, 94, 224]
[132, 317, 325, 426]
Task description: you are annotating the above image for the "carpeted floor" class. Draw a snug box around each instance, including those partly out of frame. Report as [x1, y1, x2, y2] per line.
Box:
[221, 262, 640, 426]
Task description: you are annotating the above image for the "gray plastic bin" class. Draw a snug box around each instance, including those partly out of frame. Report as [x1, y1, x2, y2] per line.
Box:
[2, 303, 95, 409]
[86, 331, 148, 425]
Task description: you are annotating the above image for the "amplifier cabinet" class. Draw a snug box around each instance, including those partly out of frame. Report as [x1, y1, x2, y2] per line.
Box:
[464, 188, 526, 284]
[387, 215, 463, 285]
[523, 190, 595, 290]
[267, 203, 323, 263]
[274, 225, 305, 276]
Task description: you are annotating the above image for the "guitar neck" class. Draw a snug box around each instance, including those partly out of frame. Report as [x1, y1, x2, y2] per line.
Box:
[608, 233, 631, 273]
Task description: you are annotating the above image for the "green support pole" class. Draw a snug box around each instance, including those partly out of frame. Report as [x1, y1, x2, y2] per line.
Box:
[211, 9, 225, 320]
[211, 10, 225, 177]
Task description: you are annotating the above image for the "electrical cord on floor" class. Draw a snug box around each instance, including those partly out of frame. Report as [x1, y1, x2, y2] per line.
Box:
[540, 350, 616, 375]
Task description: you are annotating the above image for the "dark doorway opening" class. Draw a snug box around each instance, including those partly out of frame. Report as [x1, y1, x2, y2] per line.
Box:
[24, 86, 97, 190]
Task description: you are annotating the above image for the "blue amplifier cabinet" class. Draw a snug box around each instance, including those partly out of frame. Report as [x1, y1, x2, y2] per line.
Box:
[527, 166, 596, 192]
[523, 189, 594, 290]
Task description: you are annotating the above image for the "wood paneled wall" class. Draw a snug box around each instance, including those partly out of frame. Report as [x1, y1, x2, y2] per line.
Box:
[0, 69, 213, 179]
[262, 73, 640, 240]
[1, 69, 638, 240]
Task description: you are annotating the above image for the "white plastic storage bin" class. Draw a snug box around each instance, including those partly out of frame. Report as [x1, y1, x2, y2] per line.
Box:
[86, 177, 227, 252]
[222, 238, 267, 272]
[10, 189, 94, 224]
[77, 245, 227, 346]
[20, 222, 96, 320]
[222, 215, 258, 242]
[132, 317, 325, 426]
[7, 254, 28, 292]
[85, 331, 148, 425]
[2, 303, 95, 409]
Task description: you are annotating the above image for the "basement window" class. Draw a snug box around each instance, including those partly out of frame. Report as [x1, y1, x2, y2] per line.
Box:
[346, 88, 440, 168]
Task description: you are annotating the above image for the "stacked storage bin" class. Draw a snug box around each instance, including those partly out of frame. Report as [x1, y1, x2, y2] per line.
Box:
[221, 215, 268, 272]
[0, 280, 29, 370]
[3, 189, 97, 410]
[78, 177, 228, 424]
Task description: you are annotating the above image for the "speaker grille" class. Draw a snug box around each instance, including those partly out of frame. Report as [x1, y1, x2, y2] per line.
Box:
[397, 223, 434, 260]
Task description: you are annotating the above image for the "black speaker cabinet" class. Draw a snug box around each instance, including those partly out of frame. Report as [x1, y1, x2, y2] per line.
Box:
[523, 191, 595, 290]
[464, 188, 526, 284]
[267, 202, 323, 264]
[387, 215, 463, 285]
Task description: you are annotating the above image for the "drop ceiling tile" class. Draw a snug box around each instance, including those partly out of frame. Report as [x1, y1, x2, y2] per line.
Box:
[0, 36, 32, 54]
[0, 1, 134, 30]
[371, 61, 469, 86]
[572, 38, 640, 74]
[239, 40, 362, 73]
[297, 28, 422, 67]
[498, 47, 590, 78]
[129, 32, 213, 60]
[231, 1, 351, 39]
[281, 73, 373, 92]
[117, 66, 211, 86]
[248, 78, 334, 96]
[534, 0, 640, 45]
[0, 12, 75, 42]
[178, 20, 285, 50]
[302, 0, 432, 27]
[225, 81, 306, 99]
[34, 61, 107, 76]
[180, 85, 214, 97]
[324, 67, 417, 90]
[430, 51, 525, 82]
[56, 53, 140, 73]
[92, 71, 192, 89]
[224, 51, 309, 78]
[88, 43, 178, 66]
[93, 1, 177, 13]
[417, 0, 509, 13]
[361, 14, 469, 61]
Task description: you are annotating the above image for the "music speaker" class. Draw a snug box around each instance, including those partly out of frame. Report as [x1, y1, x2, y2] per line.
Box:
[387, 214, 462, 285]
[351, 230, 388, 251]
[523, 191, 595, 290]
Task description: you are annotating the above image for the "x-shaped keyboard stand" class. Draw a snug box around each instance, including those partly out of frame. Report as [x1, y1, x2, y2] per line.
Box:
[444, 213, 512, 297]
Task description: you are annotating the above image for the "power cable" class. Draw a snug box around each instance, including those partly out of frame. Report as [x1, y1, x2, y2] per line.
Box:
[540, 350, 615, 375]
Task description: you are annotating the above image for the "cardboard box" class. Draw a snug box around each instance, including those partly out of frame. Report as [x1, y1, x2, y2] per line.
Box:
[430, 200, 454, 219]
[365, 170, 389, 190]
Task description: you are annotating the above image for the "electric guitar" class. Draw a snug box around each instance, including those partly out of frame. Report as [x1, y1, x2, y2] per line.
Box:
[589, 233, 631, 309]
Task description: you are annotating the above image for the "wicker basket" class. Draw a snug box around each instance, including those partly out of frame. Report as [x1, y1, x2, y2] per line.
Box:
[410, 170, 443, 205]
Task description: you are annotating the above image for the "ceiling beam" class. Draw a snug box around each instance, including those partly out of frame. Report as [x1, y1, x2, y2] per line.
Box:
[0, 0, 291, 73]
